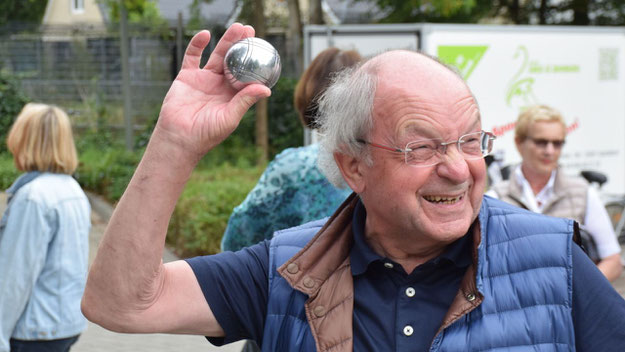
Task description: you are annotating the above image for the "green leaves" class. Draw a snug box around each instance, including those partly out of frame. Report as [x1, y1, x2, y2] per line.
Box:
[103, 0, 168, 28]
[0, 0, 47, 26]
[373, 0, 484, 23]
[168, 164, 265, 257]
[0, 70, 29, 154]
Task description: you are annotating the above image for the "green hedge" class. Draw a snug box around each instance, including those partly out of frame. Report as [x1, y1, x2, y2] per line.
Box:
[0, 154, 19, 189]
[0, 70, 29, 154]
[168, 163, 264, 257]
[76, 147, 141, 202]
[73, 132, 267, 257]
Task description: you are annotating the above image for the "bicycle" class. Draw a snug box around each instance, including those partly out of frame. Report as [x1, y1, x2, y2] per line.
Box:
[580, 170, 625, 264]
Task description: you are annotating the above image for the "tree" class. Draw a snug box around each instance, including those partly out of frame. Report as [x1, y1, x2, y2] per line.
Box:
[187, 0, 218, 29]
[491, 0, 625, 25]
[102, 0, 168, 28]
[368, 0, 491, 23]
[0, 0, 48, 26]
[0, 71, 29, 153]
[367, 0, 625, 25]
[309, 0, 324, 24]
[286, 0, 303, 76]
[251, 0, 270, 164]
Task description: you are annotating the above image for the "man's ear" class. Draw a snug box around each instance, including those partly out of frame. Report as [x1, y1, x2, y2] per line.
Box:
[334, 152, 366, 193]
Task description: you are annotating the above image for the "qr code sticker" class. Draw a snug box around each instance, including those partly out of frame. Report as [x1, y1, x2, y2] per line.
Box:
[599, 48, 618, 81]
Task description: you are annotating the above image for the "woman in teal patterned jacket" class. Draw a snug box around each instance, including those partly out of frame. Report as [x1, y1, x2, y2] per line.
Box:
[221, 48, 362, 252]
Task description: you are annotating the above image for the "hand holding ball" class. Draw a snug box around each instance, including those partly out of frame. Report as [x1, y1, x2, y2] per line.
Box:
[223, 37, 282, 90]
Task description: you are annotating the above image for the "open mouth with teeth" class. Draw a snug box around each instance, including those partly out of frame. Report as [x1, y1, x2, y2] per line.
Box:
[423, 195, 463, 204]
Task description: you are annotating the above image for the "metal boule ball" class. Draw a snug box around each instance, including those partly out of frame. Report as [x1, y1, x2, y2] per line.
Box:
[223, 37, 282, 90]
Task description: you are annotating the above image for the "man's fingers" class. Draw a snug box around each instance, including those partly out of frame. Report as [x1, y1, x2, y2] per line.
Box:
[242, 25, 255, 38]
[181, 30, 211, 70]
[228, 84, 271, 119]
[203, 23, 253, 74]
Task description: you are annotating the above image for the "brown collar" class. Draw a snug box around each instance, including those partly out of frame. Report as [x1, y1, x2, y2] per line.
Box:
[278, 193, 359, 296]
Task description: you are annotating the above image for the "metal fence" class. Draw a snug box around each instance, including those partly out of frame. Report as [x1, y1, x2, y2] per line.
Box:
[0, 24, 189, 128]
[0, 23, 292, 130]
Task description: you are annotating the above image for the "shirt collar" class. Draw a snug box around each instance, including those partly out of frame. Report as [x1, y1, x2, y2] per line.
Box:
[515, 166, 557, 213]
[350, 200, 381, 275]
[6, 171, 41, 205]
[350, 199, 472, 276]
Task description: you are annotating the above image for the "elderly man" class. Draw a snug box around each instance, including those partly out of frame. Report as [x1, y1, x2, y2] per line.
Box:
[82, 24, 625, 351]
[488, 105, 622, 281]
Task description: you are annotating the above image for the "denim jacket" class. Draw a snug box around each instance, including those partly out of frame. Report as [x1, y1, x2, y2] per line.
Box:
[0, 173, 91, 351]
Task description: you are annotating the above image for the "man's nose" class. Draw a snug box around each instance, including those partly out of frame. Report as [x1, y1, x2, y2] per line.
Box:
[436, 146, 470, 181]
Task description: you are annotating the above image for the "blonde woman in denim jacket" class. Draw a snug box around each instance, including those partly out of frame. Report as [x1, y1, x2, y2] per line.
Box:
[0, 103, 91, 352]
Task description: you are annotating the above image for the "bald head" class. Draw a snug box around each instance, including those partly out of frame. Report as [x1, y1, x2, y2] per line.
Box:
[364, 50, 472, 108]
[364, 50, 458, 78]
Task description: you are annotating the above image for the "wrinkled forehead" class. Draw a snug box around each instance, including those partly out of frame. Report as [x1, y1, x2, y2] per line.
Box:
[365, 51, 467, 88]
[365, 51, 480, 136]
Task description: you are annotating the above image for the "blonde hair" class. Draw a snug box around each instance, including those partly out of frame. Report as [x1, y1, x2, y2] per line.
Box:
[515, 105, 566, 141]
[7, 103, 78, 174]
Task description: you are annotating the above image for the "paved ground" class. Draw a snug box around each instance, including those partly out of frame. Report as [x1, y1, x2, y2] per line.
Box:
[4, 192, 625, 351]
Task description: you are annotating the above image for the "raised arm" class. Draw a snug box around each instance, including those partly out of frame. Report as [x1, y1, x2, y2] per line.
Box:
[81, 24, 271, 336]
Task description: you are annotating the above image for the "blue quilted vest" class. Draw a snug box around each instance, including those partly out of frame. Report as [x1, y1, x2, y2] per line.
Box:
[262, 197, 575, 351]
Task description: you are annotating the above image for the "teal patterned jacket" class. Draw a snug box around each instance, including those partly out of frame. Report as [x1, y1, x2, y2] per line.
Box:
[221, 144, 351, 252]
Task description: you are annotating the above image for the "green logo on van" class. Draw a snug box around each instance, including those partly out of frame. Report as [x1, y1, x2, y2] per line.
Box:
[437, 45, 489, 80]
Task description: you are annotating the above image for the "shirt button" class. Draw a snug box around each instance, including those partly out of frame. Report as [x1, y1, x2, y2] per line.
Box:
[405, 287, 415, 297]
[466, 293, 476, 302]
[403, 325, 414, 336]
[384, 262, 394, 269]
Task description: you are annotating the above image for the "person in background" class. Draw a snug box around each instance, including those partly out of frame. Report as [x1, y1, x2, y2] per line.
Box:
[0, 103, 91, 352]
[487, 104, 622, 281]
[221, 47, 361, 252]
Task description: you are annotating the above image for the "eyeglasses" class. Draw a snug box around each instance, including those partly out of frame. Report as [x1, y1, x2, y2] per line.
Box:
[357, 130, 496, 167]
[527, 138, 565, 149]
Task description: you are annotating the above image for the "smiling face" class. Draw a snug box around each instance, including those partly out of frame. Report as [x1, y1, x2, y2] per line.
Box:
[516, 121, 566, 177]
[343, 52, 486, 247]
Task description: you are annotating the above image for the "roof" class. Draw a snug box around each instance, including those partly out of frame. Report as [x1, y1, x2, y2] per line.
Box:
[156, 0, 238, 27]
[157, 0, 383, 27]
[324, 0, 386, 24]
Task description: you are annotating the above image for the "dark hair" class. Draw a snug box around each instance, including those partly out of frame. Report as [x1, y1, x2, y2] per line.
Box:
[294, 47, 362, 128]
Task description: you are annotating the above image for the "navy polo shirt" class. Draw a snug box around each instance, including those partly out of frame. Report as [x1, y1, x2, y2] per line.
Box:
[350, 200, 471, 351]
[186, 200, 625, 350]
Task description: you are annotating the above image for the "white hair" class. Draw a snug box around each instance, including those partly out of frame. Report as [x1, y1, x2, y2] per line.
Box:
[316, 62, 378, 188]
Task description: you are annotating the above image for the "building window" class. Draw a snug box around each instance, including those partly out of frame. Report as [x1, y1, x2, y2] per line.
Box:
[72, 0, 85, 14]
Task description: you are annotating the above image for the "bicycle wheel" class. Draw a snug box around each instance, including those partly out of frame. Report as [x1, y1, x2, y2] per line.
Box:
[605, 202, 625, 244]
